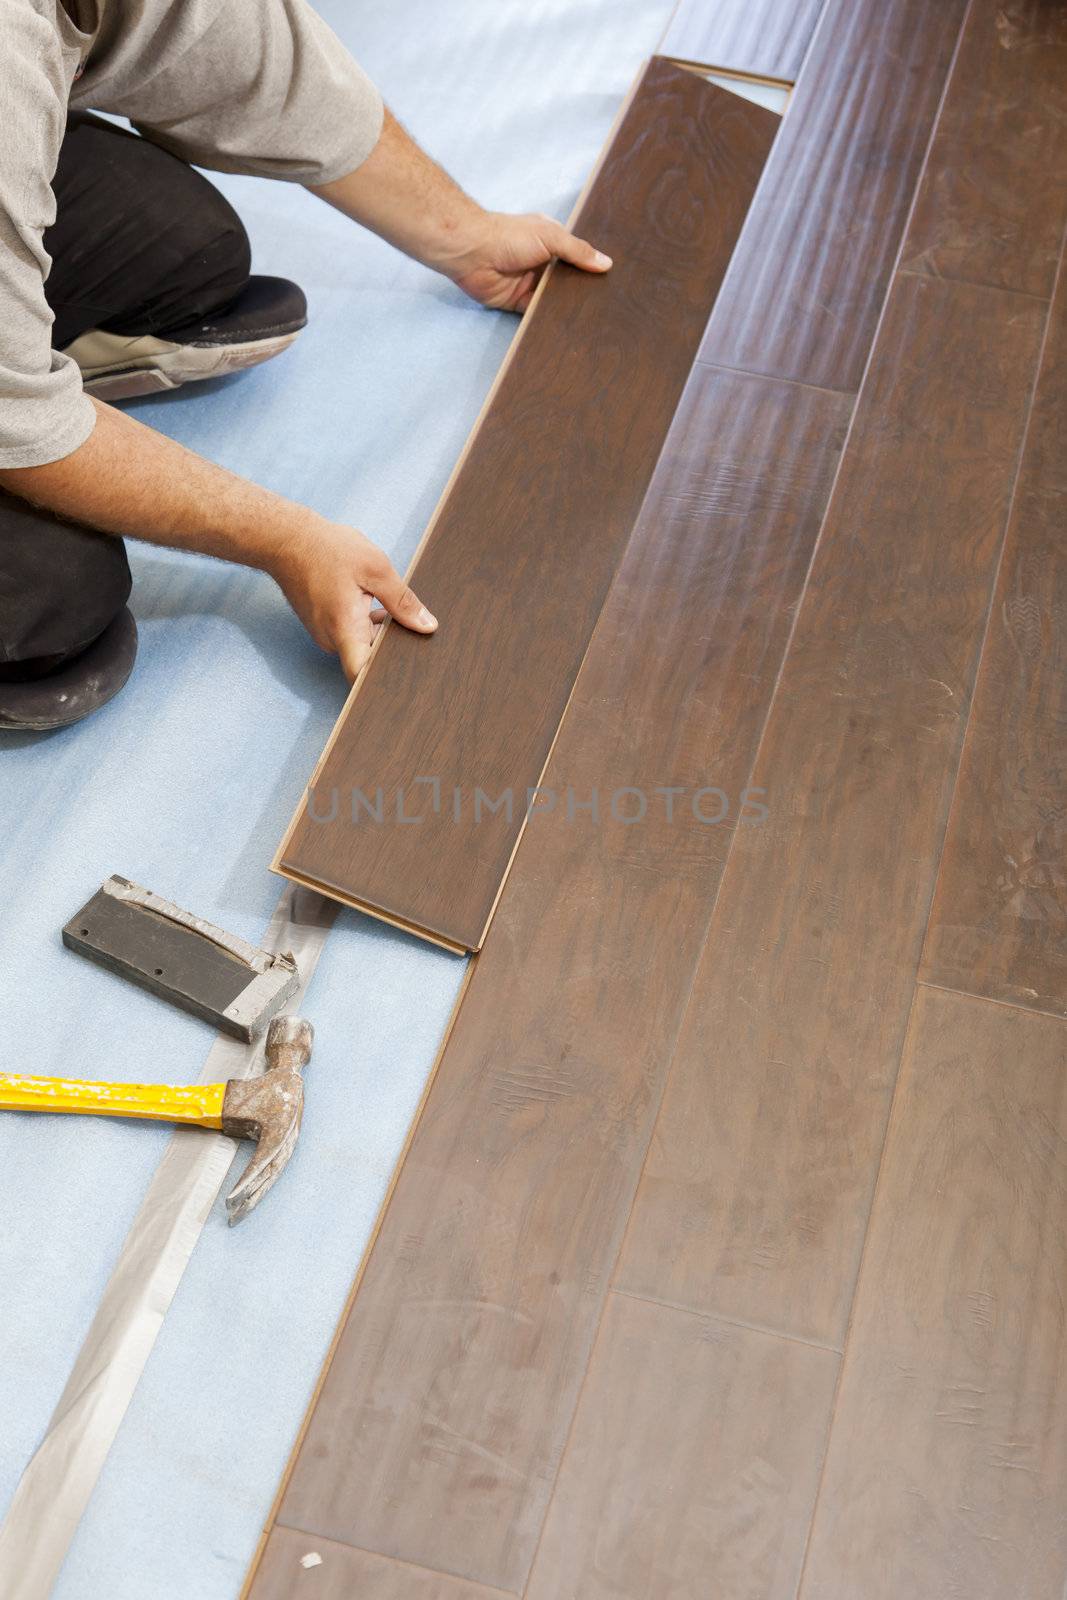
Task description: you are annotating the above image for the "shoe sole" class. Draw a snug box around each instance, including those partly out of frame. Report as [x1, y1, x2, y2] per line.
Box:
[67, 329, 303, 401]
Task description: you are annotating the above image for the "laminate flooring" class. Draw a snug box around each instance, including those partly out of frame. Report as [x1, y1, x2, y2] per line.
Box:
[246, 0, 1067, 1592]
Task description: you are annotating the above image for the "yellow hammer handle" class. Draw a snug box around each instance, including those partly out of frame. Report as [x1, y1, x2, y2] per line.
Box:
[0, 1073, 226, 1128]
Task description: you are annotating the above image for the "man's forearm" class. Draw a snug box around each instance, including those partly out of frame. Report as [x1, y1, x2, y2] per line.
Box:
[310, 108, 487, 277]
[0, 397, 319, 572]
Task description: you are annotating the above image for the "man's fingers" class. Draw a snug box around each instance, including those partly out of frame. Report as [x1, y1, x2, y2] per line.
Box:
[339, 632, 372, 683]
[542, 219, 612, 274]
[337, 591, 377, 682]
[370, 559, 438, 634]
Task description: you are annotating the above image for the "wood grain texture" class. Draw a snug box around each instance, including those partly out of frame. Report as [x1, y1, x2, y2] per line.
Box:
[921, 255, 1067, 1013]
[800, 986, 1067, 1600]
[616, 273, 1047, 1347]
[900, 0, 1067, 299]
[276, 61, 779, 952]
[252, 1529, 502, 1599]
[267, 367, 849, 1593]
[661, 0, 826, 80]
[526, 1292, 839, 1600]
[699, 0, 968, 391]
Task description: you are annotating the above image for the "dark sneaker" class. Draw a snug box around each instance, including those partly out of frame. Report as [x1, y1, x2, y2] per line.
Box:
[0, 608, 138, 731]
[64, 276, 308, 401]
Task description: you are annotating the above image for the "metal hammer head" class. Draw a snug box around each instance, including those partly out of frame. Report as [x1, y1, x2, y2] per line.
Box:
[221, 1014, 313, 1223]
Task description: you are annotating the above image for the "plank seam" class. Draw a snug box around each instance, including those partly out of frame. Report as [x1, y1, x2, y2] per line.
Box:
[665, 56, 793, 88]
[609, 1287, 844, 1354]
[791, 0, 832, 81]
[896, 265, 1052, 305]
[694, 356, 855, 398]
[916, 214, 1067, 984]
[267, 1528, 519, 1598]
[917, 978, 1067, 1026]
[791, 982, 923, 1600]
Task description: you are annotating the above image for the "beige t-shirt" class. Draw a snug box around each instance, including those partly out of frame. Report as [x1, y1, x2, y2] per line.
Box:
[1, 0, 384, 468]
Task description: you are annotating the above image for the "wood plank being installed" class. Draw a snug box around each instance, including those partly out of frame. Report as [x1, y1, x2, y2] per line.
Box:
[699, 0, 969, 391]
[660, 0, 826, 80]
[256, 368, 849, 1595]
[799, 986, 1067, 1600]
[921, 255, 1067, 1014]
[274, 60, 779, 953]
[900, 0, 1067, 299]
[525, 1292, 839, 1600]
[615, 272, 1047, 1348]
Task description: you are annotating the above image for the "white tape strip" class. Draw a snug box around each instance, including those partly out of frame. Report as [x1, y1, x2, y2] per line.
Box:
[0, 885, 336, 1600]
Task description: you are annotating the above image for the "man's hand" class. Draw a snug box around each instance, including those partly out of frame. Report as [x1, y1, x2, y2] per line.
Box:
[311, 111, 612, 314]
[446, 212, 611, 313]
[269, 522, 436, 682]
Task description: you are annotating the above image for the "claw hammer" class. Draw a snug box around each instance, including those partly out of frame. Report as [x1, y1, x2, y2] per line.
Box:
[0, 1015, 313, 1223]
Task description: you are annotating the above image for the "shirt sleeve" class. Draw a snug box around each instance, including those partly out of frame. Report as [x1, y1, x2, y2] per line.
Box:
[0, 6, 96, 468]
[102, 0, 385, 186]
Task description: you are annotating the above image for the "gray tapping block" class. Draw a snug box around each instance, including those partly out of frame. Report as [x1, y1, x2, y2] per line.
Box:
[63, 876, 299, 1041]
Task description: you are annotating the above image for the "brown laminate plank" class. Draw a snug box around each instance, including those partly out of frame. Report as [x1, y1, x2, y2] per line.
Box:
[525, 1292, 839, 1600]
[616, 273, 1047, 1348]
[900, 0, 1067, 299]
[262, 368, 850, 1594]
[661, 0, 826, 80]
[253, 1528, 503, 1599]
[275, 61, 779, 953]
[799, 986, 1067, 1599]
[699, 0, 968, 391]
[920, 252, 1067, 1015]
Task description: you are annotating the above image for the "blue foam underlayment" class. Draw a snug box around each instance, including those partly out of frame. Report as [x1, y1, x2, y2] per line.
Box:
[0, 2, 675, 1594]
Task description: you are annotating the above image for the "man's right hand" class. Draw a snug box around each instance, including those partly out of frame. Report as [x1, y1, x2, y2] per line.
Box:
[269, 520, 437, 681]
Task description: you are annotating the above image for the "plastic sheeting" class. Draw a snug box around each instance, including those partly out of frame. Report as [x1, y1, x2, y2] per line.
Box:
[0, 2, 675, 1595]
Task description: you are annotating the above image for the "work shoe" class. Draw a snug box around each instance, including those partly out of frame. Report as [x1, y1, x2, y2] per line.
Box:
[0, 608, 138, 732]
[63, 276, 308, 402]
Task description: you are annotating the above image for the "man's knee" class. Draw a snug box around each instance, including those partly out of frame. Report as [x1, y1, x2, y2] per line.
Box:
[114, 130, 252, 330]
[46, 114, 252, 346]
[0, 487, 132, 666]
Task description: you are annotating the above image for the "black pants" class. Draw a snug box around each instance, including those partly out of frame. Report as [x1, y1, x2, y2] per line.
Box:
[0, 114, 251, 672]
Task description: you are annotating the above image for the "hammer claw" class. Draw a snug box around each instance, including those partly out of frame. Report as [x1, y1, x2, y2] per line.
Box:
[220, 1015, 312, 1224]
[225, 1115, 300, 1224]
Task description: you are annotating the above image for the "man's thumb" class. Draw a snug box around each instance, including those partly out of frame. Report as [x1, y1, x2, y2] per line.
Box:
[374, 565, 437, 633]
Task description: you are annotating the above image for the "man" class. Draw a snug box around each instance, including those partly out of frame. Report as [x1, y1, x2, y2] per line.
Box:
[0, 0, 611, 730]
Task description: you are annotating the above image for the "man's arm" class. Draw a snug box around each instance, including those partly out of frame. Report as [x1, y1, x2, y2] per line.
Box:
[310, 109, 612, 312]
[0, 398, 435, 681]
[0, 89, 608, 680]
